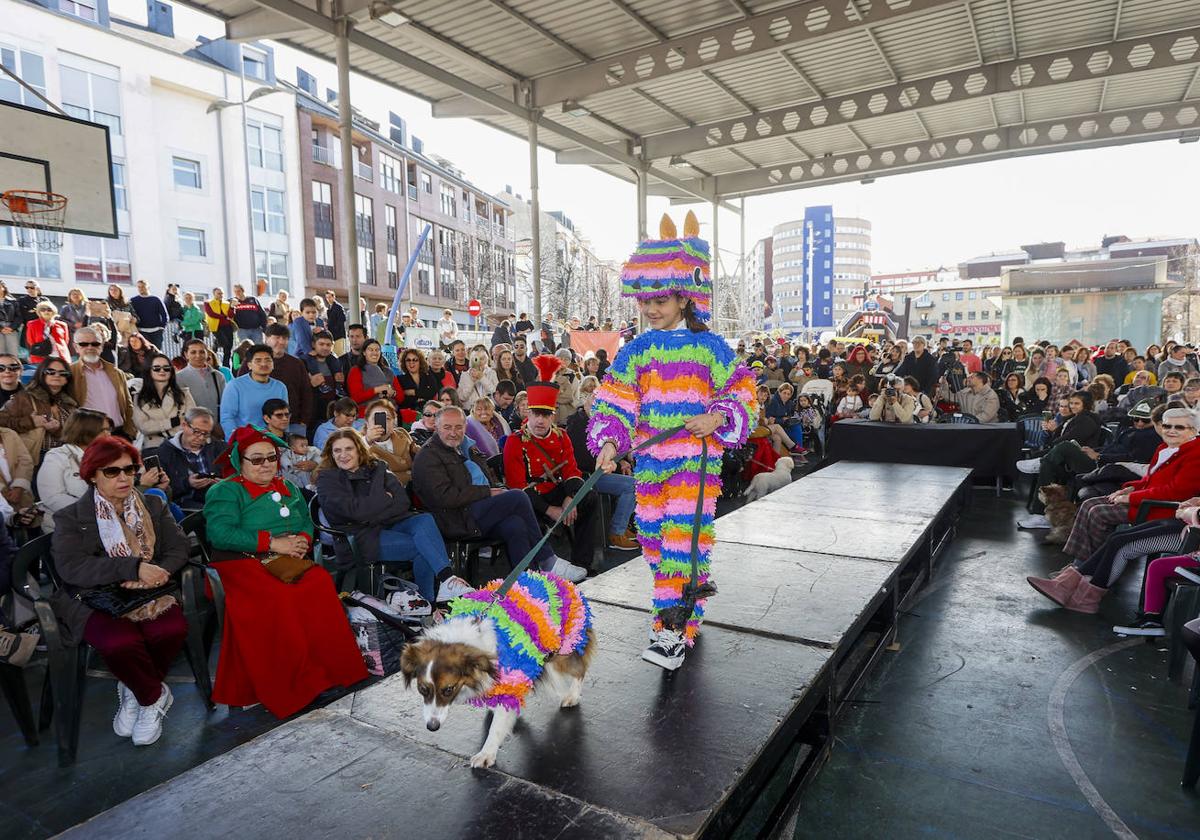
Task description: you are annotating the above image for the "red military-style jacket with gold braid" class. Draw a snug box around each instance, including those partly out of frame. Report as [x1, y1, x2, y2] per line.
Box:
[502, 425, 584, 516]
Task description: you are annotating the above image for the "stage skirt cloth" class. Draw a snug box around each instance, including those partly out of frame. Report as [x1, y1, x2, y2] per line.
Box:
[212, 557, 369, 718]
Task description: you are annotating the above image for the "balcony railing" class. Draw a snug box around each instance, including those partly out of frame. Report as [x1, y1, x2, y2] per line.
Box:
[355, 160, 373, 181]
[311, 144, 334, 166]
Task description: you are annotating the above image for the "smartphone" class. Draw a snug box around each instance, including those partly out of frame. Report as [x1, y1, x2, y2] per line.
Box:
[1041, 411, 1053, 421]
[372, 410, 387, 429]
[143, 455, 160, 472]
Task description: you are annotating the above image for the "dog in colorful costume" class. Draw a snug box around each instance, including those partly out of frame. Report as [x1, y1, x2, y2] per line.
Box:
[587, 212, 757, 669]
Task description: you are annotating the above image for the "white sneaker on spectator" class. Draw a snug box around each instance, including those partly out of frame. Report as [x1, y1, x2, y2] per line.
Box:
[113, 682, 138, 738]
[132, 683, 173, 747]
[1015, 458, 1042, 475]
[1017, 514, 1051, 529]
[435, 575, 475, 603]
[549, 557, 587, 583]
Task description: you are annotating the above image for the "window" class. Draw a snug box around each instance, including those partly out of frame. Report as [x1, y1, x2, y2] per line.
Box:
[439, 266, 456, 300]
[387, 252, 399, 288]
[0, 47, 46, 108]
[60, 58, 121, 135]
[178, 226, 207, 259]
[436, 226, 455, 268]
[73, 234, 128, 283]
[439, 184, 456, 217]
[255, 250, 288, 294]
[954, 291, 964, 301]
[313, 237, 335, 280]
[981, 310, 989, 319]
[354, 194, 373, 241]
[954, 312, 963, 321]
[251, 188, 286, 234]
[242, 47, 268, 82]
[406, 162, 418, 199]
[246, 121, 283, 171]
[941, 312, 950, 320]
[357, 244, 375, 285]
[942, 292, 950, 301]
[58, 0, 97, 21]
[415, 218, 433, 265]
[969, 290, 977, 300]
[967, 311, 976, 321]
[112, 162, 127, 211]
[380, 153, 402, 193]
[420, 173, 432, 194]
[312, 181, 333, 238]
[2, 226, 60, 279]
[172, 156, 201, 189]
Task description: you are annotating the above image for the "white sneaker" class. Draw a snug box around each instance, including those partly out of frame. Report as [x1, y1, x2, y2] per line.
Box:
[548, 556, 587, 583]
[1017, 514, 1051, 529]
[113, 682, 138, 738]
[131, 683, 173, 746]
[642, 628, 687, 670]
[435, 575, 475, 603]
[1016, 458, 1042, 475]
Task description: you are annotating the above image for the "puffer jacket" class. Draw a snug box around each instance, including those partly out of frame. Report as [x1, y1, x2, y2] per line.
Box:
[36, 444, 88, 532]
[316, 460, 415, 570]
[411, 434, 497, 539]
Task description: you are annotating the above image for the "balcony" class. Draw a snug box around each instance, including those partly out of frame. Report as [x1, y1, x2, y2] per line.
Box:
[355, 160, 373, 181]
[311, 144, 334, 166]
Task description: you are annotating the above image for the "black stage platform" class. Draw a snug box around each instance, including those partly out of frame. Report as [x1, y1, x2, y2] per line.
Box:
[62, 462, 971, 840]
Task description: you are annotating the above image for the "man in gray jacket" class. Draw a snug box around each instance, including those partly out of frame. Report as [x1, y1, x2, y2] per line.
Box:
[954, 372, 1000, 423]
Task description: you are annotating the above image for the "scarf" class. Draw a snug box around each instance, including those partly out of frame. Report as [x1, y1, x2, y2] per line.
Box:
[94, 491, 156, 563]
[360, 363, 392, 389]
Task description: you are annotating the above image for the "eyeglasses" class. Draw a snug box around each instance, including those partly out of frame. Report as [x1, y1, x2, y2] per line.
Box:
[243, 452, 280, 466]
[1161, 423, 1193, 431]
[422, 412, 438, 418]
[99, 464, 138, 478]
[0, 364, 20, 372]
[76, 341, 101, 348]
[150, 365, 172, 373]
[43, 369, 69, 378]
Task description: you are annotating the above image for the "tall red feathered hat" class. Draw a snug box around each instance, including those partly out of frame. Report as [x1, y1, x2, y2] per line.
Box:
[526, 355, 562, 412]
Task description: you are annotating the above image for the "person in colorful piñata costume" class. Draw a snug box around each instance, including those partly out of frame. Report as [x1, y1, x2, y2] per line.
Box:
[588, 212, 757, 670]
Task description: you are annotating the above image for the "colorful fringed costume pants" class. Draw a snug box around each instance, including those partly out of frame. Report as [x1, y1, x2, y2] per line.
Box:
[587, 328, 757, 646]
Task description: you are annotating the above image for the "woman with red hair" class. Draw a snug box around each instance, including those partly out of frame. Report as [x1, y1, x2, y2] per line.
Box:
[203, 426, 367, 717]
[49, 436, 190, 746]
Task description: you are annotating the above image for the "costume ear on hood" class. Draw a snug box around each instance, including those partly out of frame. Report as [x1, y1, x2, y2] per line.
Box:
[532, 354, 563, 382]
[659, 214, 677, 239]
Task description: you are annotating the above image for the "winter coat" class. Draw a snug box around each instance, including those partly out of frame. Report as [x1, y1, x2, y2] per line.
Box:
[953, 386, 1000, 423]
[316, 460, 417, 570]
[997, 388, 1028, 422]
[397, 369, 441, 412]
[1098, 426, 1161, 465]
[0, 385, 78, 461]
[368, 428, 419, 486]
[895, 350, 938, 396]
[1122, 438, 1200, 522]
[1049, 410, 1102, 448]
[132, 386, 197, 450]
[456, 366, 499, 405]
[70, 358, 135, 437]
[25, 318, 71, 364]
[0, 296, 20, 331]
[49, 490, 188, 646]
[410, 434, 497, 539]
[36, 444, 88, 532]
[157, 432, 225, 509]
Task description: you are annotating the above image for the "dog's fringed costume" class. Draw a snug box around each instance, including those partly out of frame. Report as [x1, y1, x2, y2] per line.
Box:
[449, 571, 592, 712]
[587, 212, 757, 644]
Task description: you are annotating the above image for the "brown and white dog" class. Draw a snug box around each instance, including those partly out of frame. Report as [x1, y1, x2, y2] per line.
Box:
[1038, 483, 1078, 545]
[399, 574, 595, 769]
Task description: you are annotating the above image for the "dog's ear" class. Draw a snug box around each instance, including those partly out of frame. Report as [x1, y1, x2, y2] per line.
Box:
[459, 651, 496, 683]
[399, 641, 427, 687]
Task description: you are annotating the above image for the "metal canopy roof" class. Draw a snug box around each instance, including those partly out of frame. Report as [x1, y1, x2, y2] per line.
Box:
[181, 0, 1200, 202]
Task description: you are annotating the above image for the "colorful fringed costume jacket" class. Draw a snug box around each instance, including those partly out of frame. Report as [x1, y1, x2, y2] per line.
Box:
[448, 571, 592, 712]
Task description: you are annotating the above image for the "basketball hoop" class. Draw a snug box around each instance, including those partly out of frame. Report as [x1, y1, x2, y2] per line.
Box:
[1, 190, 68, 251]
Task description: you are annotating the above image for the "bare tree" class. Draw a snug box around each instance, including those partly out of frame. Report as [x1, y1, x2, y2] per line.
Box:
[1162, 244, 1199, 343]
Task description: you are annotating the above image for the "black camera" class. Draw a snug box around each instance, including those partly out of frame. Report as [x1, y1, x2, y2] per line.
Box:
[885, 387, 897, 398]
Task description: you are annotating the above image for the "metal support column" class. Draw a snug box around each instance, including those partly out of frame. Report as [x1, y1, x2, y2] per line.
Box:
[739, 197, 746, 334]
[529, 112, 543, 321]
[711, 199, 720, 330]
[636, 168, 648, 241]
[335, 12, 361, 324]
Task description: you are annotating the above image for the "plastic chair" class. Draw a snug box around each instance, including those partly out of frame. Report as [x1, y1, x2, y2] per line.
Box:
[1182, 617, 1200, 787]
[936, 412, 979, 424]
[12, 532, 212, 766]
[1, 536, 52, 749]
[445, 535, 508, 585]
[1016, 412, 1050, 452]
[308, 495, 390, 595]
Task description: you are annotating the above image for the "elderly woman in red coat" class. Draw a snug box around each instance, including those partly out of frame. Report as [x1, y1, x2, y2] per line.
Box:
[25, 300, 72, 365]
[1028, 406, 1200, 612]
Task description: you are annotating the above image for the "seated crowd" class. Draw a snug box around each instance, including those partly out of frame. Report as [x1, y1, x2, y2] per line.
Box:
[0, 287, 648, 749]
[2, 278, 1199, 754]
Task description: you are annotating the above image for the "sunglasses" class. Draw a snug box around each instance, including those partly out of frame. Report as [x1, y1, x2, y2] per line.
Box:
[0, 364, 20, 372]
[422, 412, 438, 418]
[243, 452, 280, 466]
[43, 369, 69, 377]
[99, 464, 139, 478]
[150, 365, 173, 373]
[77, 341, 102, 348]
[1161, 423, 1193, 431]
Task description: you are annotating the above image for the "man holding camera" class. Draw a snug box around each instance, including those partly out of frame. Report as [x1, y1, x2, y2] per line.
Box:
[869, 377, 917, 423]
[156, 407, 224, 510]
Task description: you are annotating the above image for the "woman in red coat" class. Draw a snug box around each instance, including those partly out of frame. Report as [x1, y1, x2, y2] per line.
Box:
[203, 426, 368, 717]
[345, 339, 402, 417]
[25, 301, 72, 365]
[1029, 406, 1200, 612]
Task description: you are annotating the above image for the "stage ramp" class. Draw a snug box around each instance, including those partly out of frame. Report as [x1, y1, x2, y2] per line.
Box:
[62, 462, 970, 840]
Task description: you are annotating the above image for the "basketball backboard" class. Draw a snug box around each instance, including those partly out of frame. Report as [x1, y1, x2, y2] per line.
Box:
[0, 100, 117, 237]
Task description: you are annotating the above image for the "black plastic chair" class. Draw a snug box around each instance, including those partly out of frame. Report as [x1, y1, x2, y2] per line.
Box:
[308, 496, 398, 595]
[2, 535, 52, 749]
[936, 412, 979, 424]
[178, 511, 222, 664]
[14, 530, 213, 767]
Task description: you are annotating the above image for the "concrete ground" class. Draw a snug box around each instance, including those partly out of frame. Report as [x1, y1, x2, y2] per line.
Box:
[786, 490, 1200, 840]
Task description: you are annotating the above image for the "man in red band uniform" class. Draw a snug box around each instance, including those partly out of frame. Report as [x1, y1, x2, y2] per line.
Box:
[502, 356, 603, 572]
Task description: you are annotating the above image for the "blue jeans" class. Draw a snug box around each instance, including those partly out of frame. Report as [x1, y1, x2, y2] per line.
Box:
[377, 513, 451, 601]
[237, 328, 263, 344]
[593, 472, 635, 535]
[469, 489, 557, 571]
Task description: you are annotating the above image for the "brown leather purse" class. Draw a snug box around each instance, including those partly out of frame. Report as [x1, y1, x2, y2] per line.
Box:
[260, 553, 313, 584]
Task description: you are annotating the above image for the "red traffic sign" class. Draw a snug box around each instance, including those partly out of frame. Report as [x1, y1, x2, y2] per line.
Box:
[937, 320, 953, 333]
[467, 299, 482, 317]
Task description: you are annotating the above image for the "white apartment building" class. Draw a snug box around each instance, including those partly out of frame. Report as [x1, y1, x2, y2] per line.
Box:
[0, 0, 304, 301]
[770, 210, 872, 334]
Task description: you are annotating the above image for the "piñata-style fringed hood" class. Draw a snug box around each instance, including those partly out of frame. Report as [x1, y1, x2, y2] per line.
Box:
[621, 211, 711, 322]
